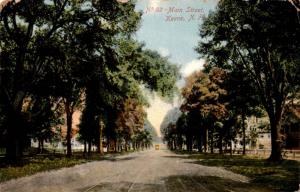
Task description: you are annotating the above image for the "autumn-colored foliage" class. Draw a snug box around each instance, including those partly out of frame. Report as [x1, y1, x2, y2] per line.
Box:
[181, 68, 228, 121]
[116, 98, 146, 140]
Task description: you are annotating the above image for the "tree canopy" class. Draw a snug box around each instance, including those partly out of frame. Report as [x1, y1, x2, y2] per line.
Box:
[0, 0, 179, 160]
[196, 0, 300, 161]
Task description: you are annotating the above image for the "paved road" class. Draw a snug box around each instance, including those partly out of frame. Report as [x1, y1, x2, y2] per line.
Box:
[0, 147, 272, 192]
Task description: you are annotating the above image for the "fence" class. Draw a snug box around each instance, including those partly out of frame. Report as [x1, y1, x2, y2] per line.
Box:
[244, 149, 300, 160]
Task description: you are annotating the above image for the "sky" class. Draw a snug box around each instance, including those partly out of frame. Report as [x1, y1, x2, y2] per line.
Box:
[135, 0, 217, 65]
[134, 0, 218, 136]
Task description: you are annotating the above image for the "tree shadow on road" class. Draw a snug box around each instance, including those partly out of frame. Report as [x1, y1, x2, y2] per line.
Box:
[162, 155, 190, 159]
[78, 175, 273, 192]
[78, 181, 161, 192]
[164, 175, 273, 192]
[103, 156, 138, 162]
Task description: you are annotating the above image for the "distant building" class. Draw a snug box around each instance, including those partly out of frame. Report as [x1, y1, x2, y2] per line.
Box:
[283, 104, 300, 150]
[242, 103, 300, 150]
[256, 132, 271, 149]
[247, 115, 271, 150]
[234, 115, 271, 150]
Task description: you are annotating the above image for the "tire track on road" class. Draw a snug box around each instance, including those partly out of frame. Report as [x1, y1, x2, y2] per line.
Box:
[127, 152, 156, 192]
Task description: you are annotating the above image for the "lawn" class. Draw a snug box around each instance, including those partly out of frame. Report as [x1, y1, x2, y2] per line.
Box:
[0, 151, 130, 183]
[179, 152, 300, 191]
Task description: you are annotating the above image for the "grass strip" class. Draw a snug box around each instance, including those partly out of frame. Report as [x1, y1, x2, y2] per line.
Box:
[177, 151, 300, 191]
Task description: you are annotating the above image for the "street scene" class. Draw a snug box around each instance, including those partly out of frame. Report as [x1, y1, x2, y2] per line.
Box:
[0, 0, 299, 191]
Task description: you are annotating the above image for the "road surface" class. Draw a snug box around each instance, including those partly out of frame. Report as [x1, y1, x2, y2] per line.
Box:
[0, 147, 272, 192]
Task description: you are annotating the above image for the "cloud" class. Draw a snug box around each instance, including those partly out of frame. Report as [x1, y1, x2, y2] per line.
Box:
[158, 47, 170, 57]
[148, 0, 161, 8]
[180, 59, 205, 77]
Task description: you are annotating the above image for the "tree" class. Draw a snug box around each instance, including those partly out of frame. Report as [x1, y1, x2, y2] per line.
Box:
[160, 108, 181, 139]
[0, 0, 82, 160]
[25, 96, 63, 153]
[181, 68, 228, 153]
[0, 0, 146, 159]
[288, 0, 300, 23]
[223, 67, 262, 154]
[0, 0, 179, 160]
[197, 0, 300, 161]
[116, 98, 146, 151]
[163, 123, 177, 150]
[221, 113, 240, 155]
[133, 129, 152, 150]
[73, 0, 143, 154]
[77, 16, 179, 153]
[181, 71, 208, 152]
[0, 1, 54, 158]
[175, 113, 187, 150]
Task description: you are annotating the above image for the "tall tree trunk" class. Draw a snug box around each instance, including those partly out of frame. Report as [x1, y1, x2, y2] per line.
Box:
[230, 140, 233, 156]
[99, 120, 104, 155]
[218, 132, 223, 154]
[5, 91, 26, 161]
[88, 141, 92, 154]
[5, 46, 27, 161]
[6, 134, 22, 161]
[5, 110, 23, 161]
[268, 106, 284, 161]
[94, 117, 102, 154]
[174, 139, 177, 150]
[198, 135, 202, 153]
[96, 135, 100, 153]
[210, 129, 214, 154]
[107, 136, 110, 152]
[204, 128, 208, 153]
[83, 141, 87, 154]
[38, 139, 42, 154]
[186, 134, 192, 152]
[242, 111, 246, 155]
[178, 133, 183, 150]
[125, 139, 128, 152]
[115, 140, 118, 152]
[65, 100, 73, 158]
[39, 138, 44, 154]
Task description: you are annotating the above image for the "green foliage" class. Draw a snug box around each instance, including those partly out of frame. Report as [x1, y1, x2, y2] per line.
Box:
[139, 50, 179, 100]
[0, 0, 179, 159]
[132, 129, 153, 147]
[115, 39, 180, 101]
[196, 0, 300, 161]
[160, 107, 181, 138]
[25, 96, 64, 145]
